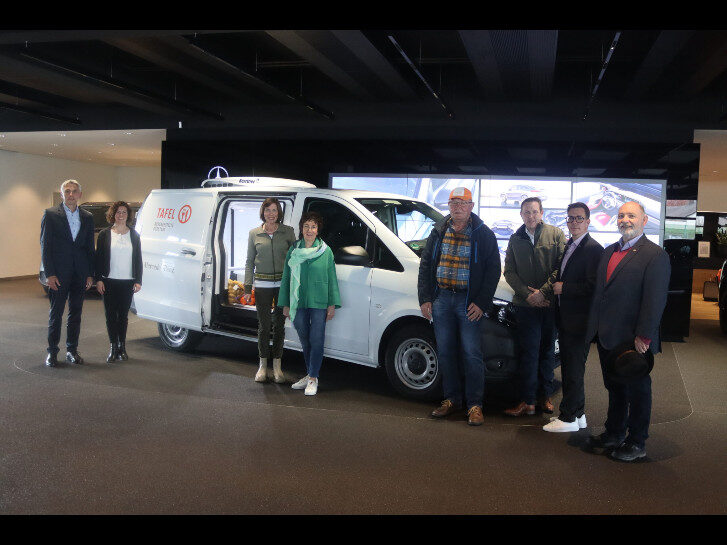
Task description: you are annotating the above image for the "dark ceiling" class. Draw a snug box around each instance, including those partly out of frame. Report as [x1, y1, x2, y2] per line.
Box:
[0, 29, 718, 189]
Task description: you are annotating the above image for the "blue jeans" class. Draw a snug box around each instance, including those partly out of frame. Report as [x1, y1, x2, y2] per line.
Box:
[432, 290, 485, 410]
[514, 305, 556, 405]
[293, 308, 327, 378]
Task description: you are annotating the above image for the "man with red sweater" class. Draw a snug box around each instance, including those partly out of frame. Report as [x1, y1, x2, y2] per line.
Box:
[585, 201, 670, 462]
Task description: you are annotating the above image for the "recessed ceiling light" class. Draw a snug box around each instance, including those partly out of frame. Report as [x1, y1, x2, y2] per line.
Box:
[108, 143, 115, 146]
[0, 134, 5, 138]
[52, 143, 58, 147]
[58, 133, 66, 137]
[124, 131, 133, 135]
[97, 151, 103, 154]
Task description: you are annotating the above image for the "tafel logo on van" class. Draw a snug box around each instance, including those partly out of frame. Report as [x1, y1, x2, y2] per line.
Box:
[178, 205, 192, 223]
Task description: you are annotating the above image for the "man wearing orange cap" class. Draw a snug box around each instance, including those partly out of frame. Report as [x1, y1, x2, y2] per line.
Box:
[418, 187, 501, 426]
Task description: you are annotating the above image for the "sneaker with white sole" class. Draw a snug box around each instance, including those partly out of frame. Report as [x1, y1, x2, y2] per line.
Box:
[543, 418, 580, 433]
[304, 378, 318, 396]
[292, 376, 309, 390]
[549, 414, 587, 429]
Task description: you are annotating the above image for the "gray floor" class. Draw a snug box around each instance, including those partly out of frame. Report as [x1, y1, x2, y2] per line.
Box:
[1, 278, 726, 514]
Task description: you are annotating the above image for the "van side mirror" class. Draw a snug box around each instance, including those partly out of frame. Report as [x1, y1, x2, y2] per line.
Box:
[334, 245, 370, 266]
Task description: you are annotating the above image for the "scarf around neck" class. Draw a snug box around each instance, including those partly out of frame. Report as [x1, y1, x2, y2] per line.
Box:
[288, 238, 328, 321]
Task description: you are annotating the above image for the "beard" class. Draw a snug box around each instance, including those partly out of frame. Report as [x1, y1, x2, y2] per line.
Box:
[618, 223, 638, 240]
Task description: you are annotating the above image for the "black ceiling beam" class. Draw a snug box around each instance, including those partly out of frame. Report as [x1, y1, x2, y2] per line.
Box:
[331, 30, 416, 99]
[583, 31, 622, 120]
[17, 50, 224, 120]
[267, 30, 374, 101]
[626, 30, 694, 100]
[0, 30, 249, 45]
[179, 36, 335, 120]
[0, 100, 81, 124]
[105, 36, 252, 101]
[388, 35, 455, 120]
[458, 30, 504, 97]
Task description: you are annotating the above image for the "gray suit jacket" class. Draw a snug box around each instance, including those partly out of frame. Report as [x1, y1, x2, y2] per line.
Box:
[586, 236, 670, 354]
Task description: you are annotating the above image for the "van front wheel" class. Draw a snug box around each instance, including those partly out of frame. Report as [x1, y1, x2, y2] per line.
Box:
[158, 323, 203, 351]
[384, 325, 441, 400]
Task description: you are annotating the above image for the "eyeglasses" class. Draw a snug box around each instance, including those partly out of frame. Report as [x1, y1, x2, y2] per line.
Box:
[448, 200, 472, 207]
[566, 216, 586, 224]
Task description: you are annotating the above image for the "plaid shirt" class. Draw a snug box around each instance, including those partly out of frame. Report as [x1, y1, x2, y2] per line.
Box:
[436, 219, 472, 290]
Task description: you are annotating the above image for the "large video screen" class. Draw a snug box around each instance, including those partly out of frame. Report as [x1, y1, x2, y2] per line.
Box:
[330, 174, 666, 248]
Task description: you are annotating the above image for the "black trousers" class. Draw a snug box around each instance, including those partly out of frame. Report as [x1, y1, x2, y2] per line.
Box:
[556, 329, 589, 422]
[102, 278, 135, 344]
[597, 343, 652, 448]
[47, 274, 85, 354]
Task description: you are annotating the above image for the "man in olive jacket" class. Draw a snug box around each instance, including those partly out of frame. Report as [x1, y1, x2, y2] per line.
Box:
[503, 197, 567, 417]
[418, 187, 501, 426]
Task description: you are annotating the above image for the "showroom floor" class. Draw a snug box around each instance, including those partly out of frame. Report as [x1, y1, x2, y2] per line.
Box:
[1, 278, 725, 514]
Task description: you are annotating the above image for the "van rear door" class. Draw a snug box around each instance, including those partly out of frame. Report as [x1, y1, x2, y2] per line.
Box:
[134, 189, 217, 329]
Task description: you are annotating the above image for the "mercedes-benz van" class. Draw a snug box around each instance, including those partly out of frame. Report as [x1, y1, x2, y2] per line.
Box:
[133, 171, 520, 400]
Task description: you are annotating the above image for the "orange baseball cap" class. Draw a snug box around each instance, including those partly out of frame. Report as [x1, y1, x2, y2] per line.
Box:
[449, 187, 473, 202]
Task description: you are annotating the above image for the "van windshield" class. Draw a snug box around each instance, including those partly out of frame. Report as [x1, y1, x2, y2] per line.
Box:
[356, 198, 444, 256]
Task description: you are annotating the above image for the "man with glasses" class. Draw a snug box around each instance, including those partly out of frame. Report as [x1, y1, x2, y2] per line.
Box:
[503, 197, 567, 417]
[418, 187, 501, 426]
[584, 201, 670, 461]
[543, 202, 603, 432]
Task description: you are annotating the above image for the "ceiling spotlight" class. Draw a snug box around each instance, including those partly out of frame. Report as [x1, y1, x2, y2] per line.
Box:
[108, 143, 115, 146]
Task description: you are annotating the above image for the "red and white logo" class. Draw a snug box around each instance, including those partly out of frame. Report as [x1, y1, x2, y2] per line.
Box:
[178, 205, 192, 224]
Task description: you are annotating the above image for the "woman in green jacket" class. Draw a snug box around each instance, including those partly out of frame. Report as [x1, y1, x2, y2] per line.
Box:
[244, 198, 296, 383]
[278, 211, 341, 396]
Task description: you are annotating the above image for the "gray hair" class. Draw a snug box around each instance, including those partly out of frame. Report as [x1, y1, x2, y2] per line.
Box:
[623, 200, 645, 214]
[60, 179, 82, 193]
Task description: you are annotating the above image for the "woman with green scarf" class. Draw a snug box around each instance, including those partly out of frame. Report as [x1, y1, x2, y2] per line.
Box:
[279, 211, 341, 396]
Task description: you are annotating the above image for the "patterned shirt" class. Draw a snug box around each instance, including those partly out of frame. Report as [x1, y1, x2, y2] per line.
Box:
[436, 219, 472, 290]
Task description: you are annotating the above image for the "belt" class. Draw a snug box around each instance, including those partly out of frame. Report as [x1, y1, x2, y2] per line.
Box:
[438, 285, 467, 293]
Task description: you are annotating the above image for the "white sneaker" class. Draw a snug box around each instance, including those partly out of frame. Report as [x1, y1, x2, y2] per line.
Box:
[304, 378, 318, 396]
[549, 414, 587, 429]
[292, 376, 309, 390]
[254, 359, 267, 382]
[543, 418, 580, 433]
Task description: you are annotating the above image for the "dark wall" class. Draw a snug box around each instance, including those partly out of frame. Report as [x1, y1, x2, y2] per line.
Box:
[161, 136, 700, 201]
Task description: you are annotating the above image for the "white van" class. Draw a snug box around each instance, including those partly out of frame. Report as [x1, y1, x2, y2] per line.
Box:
[133, 171, 520, 400]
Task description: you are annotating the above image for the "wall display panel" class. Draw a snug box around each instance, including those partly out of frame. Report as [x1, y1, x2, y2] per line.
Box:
[664, 218, 696, 240]
[666, 199, 697, 219]
[331, 174, 666, 246]
[572, 180, 663, 235]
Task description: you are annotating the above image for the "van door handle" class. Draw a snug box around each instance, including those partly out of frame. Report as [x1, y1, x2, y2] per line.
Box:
[181, 248, 196, 256]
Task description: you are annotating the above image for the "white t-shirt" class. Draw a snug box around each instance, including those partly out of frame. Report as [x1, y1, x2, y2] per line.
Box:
[108, 231, 133, 280]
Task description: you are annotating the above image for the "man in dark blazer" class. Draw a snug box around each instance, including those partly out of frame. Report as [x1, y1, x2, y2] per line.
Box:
[40, 179, 95, 367]
[585, 201, 670, 462]
[543, 202, 603, 433]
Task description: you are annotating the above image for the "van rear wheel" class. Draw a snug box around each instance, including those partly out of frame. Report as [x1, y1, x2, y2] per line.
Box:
[158, 323, 203, 351]
[384, 324, 441, 400]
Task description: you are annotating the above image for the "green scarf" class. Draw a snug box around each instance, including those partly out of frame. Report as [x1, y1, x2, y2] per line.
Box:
[287, 238, 328, 321]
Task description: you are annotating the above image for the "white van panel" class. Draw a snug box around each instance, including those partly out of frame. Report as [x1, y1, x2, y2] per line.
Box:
[135, 190, 217, 329]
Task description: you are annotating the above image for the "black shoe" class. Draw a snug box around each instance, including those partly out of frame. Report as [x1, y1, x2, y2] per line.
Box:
[610, 442, 646, 462]
[66, 351, 84, 365]
[106, 344, 118, 363]
[116, 342, 128, 361]
[45, 353, 58, 367]
[586, 432, 624, 451]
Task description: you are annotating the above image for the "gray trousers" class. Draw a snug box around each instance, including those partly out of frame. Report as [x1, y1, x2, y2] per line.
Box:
[255, 287, 286, 359]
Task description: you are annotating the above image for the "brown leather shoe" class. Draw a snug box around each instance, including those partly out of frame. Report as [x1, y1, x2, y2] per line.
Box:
[539, 398, 554, 414]
[430, 399, 461, 418]
[504, 401, 536, 417]
[467, 406, 484, 426]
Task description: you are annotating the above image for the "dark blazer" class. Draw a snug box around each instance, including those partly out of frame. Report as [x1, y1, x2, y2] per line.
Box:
[40, 203, 95, 282]
[418, 212, 501, 312]
[95, 227, 143, 284]
[586, 235, 671, 354]
[555, 233, 604, 336]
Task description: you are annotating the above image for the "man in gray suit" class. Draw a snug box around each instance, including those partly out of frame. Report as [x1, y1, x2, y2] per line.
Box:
[585, 201, 670, 462]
